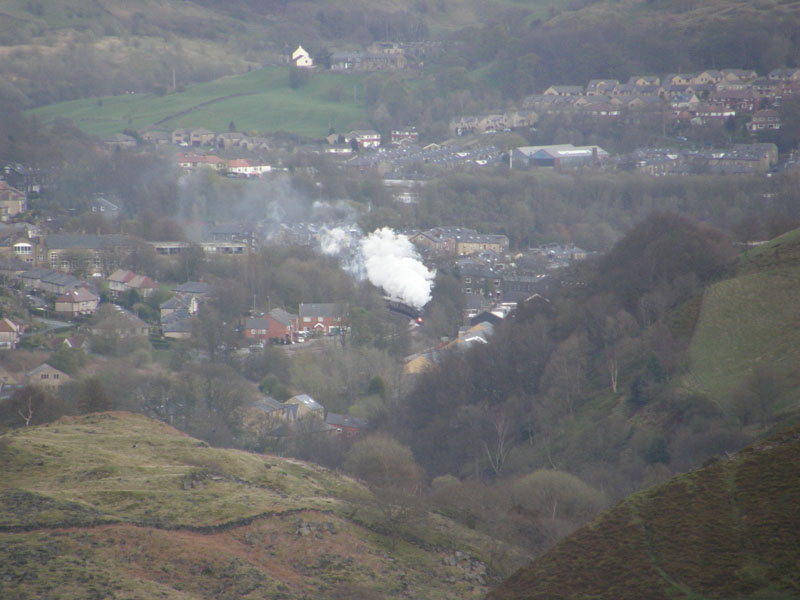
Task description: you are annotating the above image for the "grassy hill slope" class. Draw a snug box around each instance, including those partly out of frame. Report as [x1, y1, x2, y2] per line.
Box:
[487, 423, 800, 600]
[685, 229, 800, 413]
[0, 412, 510, 599]
[28, 66, 371, 138]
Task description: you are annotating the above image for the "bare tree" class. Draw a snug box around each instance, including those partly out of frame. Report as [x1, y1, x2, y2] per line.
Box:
[17, 393, 34, 426]
[541, 334, 587, 417]
[602, 310, 638, 393]
[1, 386, 62, 428]
[481, 397, 523, 477]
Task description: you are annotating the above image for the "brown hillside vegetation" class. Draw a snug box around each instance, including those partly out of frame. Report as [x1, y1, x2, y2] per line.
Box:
[0, 412, 515, 599]
[487, 424, 800, 600]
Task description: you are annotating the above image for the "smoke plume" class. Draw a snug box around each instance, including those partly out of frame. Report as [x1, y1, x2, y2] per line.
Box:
[360, 227, 434, 309]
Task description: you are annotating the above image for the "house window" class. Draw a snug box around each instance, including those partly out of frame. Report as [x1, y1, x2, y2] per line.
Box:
[464, 277, 471, 283]
[303, 317, 311, 323]
[41, 374, 49, 379]
[53, 374, 59, 379]
[318, 317, 323, 322]
[465, 288, 471, 294]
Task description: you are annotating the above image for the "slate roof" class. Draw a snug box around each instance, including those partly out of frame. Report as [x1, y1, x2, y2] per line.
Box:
[173, 281, 211, 295]
[27, 363, 69, 379]
[40, 272, 80, 288]
[162, 313, 194, 333]
[270, 308, 297, 327]
[46, 234, 135, 250]
[20, 268, 51, 280]
[244, 316, 270, 329]
[56, 287, 99, 303]
[288, 394, 324, 412]
[254, 397, 285, 413]
[160, 295, 192, 310]
[325, 413, 367, 429]
[91, 306, 149, 330]
[298, 303, 343, 319]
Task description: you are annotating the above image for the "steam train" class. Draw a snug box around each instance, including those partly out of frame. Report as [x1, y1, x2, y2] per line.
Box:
[384, 297, 424, 324]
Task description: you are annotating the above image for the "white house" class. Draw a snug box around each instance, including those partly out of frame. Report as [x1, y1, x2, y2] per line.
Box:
[227, 159, 272, 177]
[346, 130, 381, 149]
[291, 46, 314, 68]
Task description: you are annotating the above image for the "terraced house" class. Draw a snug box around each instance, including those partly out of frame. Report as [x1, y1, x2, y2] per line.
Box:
[410, 227, 509, 257]
[40, 234, 138, 277]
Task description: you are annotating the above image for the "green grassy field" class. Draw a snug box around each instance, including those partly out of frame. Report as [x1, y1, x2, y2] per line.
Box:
[686, 268, 800, 405]
[683, 228, 800, 412]
[28, 66, 372, 138]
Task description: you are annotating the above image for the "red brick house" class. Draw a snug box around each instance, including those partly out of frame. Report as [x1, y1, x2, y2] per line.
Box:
[325, 413, 367, 438]
[108, 269, 157, 298]
[298, 303, 347, 335]
[244, 308, 297, 343]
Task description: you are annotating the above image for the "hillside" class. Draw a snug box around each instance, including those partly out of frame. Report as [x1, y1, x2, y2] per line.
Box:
[16, 0, 800, 137]
[28, 66, 372, 138]
[525, 0, 800, 80]
[487, 423, 800, 600]
[0, 412, 514, 599]
[0, 0, 442, 108]
[685, 228, 800, 413]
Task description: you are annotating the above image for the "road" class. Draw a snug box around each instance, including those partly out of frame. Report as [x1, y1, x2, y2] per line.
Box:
[29, 317, 75, 335]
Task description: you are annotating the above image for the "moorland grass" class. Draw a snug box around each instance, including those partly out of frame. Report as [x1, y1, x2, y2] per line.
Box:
[0, 412, 504, 599]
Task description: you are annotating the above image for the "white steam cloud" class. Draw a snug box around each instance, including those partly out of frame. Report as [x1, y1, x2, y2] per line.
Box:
[361, 227, 435, 309]
[319, 227, 351, 256]
[320, 226, 435, 309]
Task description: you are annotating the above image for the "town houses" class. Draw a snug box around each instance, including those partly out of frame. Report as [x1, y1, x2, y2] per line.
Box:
[522, 67, 798, 135]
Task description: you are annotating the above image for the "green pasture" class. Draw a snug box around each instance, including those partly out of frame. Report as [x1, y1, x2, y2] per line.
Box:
[686, 267, 800, 409]
[29, 66, 372, 138]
